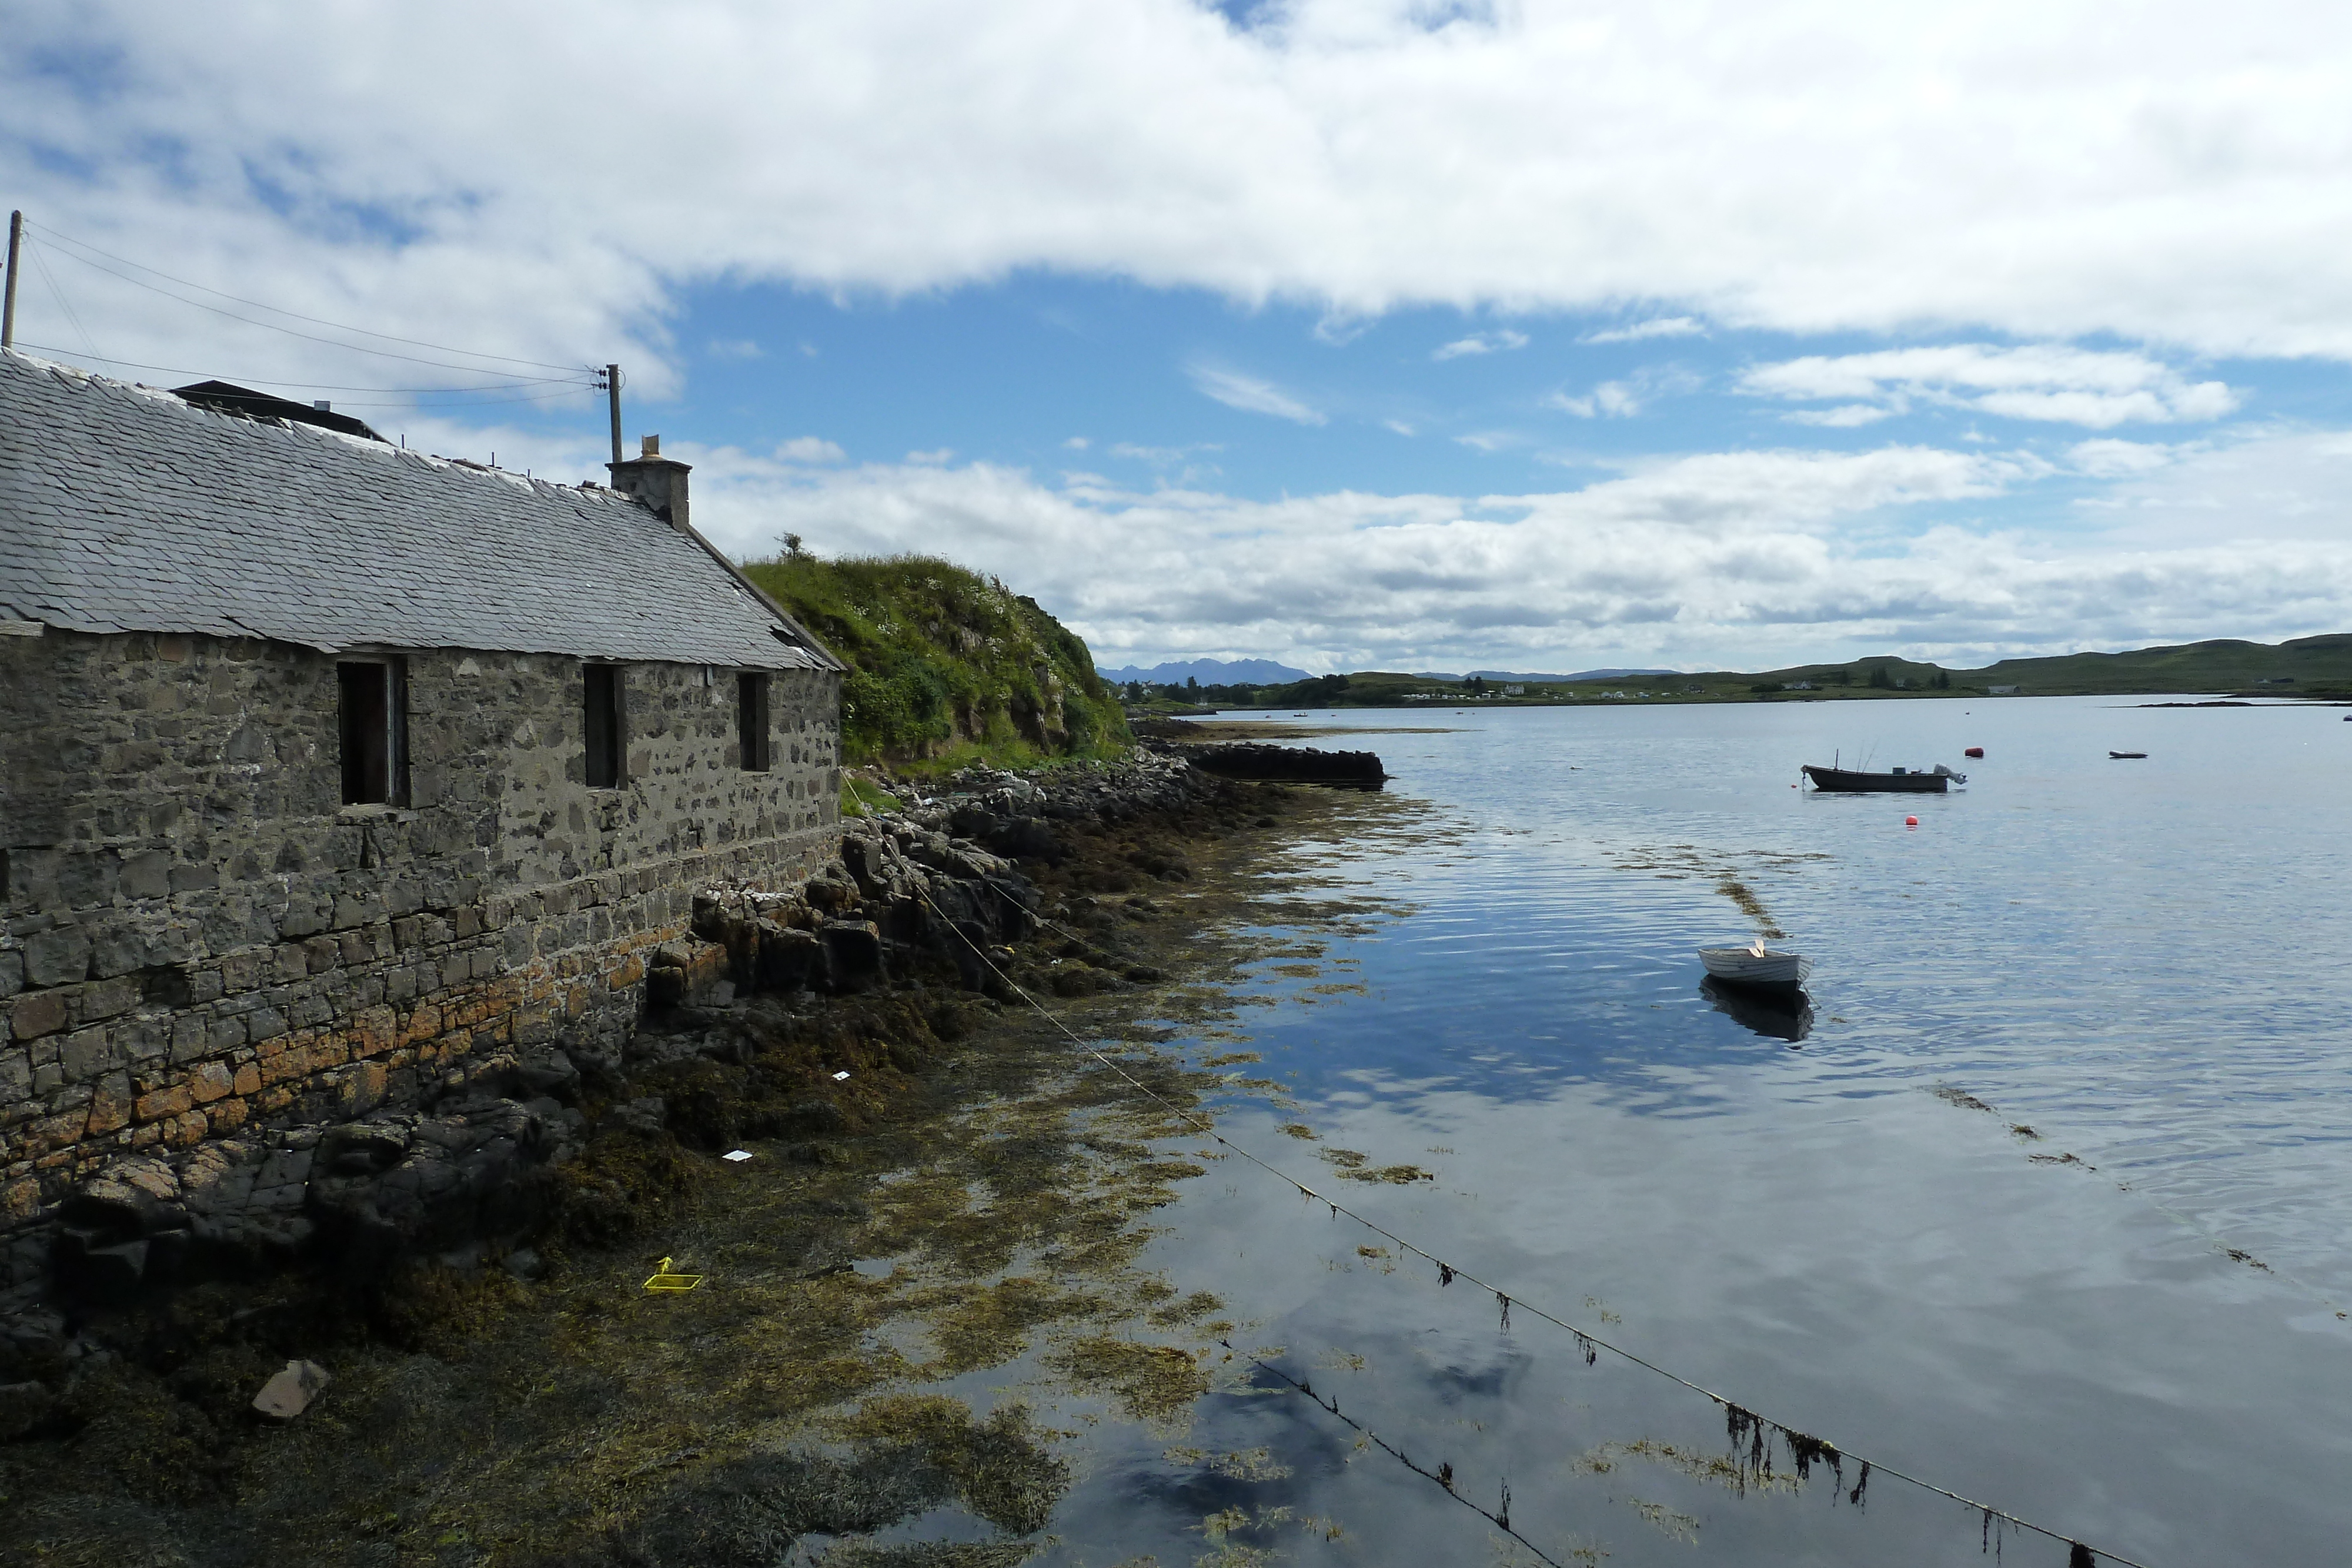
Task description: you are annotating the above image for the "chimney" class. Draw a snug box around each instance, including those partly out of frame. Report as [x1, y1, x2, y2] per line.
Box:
[607, 433, 692, 533]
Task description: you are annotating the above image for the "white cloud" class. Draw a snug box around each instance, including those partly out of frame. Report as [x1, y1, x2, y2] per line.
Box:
[1548, 363, 1705, 419]
[706, 337, 763, 360]
[654, 434, 2352, 670]
[1583, 317, 1705, 344]
[906, 447, 956, 464]
[1312, 312, 1374, 346]
[1453, 431, 1516, 452]
[1786, 404, 1897, 427]
[1063, 436, 1090, 450]
[1111, 441, 1221, 463]
[2068, 438, 2177, 477]
[1432, 329, 1530, 360]
[1548, 380, 1645, 419]
[1385, 418, 1416, 436]
[1740, 345, 2239, 429]
[775, 435, 847, 463]
[27, 1, 2352, 399]
[1188, 364, 1327, 424]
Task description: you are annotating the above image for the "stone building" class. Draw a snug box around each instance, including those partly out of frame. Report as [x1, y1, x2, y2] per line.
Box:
[0, 349, 843, 1230]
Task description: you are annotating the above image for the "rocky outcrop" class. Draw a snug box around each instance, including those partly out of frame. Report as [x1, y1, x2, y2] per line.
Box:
[1186, 741, 1387, 790]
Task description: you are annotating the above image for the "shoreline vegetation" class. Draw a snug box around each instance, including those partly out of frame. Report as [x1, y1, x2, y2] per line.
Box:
[1120, 631, 2352, 712]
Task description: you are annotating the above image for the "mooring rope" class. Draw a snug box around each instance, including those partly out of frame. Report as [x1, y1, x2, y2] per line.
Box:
[920, 883, 2144, 1568]
[1227, 1335, 1564, 1566]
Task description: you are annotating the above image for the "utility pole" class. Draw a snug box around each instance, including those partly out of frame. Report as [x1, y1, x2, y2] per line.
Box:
[2, 212, 22, 350]
[606, 363, 623, 466]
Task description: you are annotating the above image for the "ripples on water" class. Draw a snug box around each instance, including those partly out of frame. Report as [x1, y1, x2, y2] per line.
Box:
[1037, 697, 2352, 1566]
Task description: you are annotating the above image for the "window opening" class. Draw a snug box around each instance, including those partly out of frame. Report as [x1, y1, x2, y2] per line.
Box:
[585, 664, 626, 788]
[738, 671, 771, 771]
[338, 658, 407, 805]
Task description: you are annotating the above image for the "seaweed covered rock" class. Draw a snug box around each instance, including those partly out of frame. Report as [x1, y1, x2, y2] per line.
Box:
[1188, 741, 1387, 789]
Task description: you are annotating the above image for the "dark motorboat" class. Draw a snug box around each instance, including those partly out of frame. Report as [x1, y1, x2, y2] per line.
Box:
[2109, 751, 2147, 759]
[1802, 763, 1963, 793]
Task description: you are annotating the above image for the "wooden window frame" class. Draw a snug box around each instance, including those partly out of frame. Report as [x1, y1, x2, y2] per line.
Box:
[337, 656, 409, 807]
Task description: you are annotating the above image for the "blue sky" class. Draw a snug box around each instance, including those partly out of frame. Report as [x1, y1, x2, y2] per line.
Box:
[9, 1, 2352, 674]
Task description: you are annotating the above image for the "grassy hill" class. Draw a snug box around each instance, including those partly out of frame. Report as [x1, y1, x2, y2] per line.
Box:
[1134, 633, 2352, 710]
[741, 552, 1129, 768]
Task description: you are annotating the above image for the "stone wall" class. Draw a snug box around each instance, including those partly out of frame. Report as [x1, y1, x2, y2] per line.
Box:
[0, 628, 841, 1229]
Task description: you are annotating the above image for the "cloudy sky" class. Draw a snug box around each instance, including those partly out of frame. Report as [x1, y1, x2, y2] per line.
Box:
[9, 1, 2352, 674]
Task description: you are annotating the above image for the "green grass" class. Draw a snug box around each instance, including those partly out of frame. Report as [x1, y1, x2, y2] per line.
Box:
[840, 777, 903, 818]
[743, 553, 1131, 767]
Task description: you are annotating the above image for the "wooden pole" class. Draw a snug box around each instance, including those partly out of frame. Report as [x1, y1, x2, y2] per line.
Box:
[2, 212, 22, 350]
[606, 362, 623, 466]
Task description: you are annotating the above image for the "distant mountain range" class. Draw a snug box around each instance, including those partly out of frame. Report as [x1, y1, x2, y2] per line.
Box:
[1097, 657, 1312, 685]
[1415, 667, 1680, 683]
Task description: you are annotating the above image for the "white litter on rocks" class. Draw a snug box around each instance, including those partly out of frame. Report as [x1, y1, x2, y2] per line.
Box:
[832, 1071, 851, 1081]
[723, 1149, 754, 1162]
[252, 1359, 332, 1420]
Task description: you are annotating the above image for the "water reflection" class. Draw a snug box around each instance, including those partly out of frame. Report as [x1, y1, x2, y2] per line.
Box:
[1101, 698, 2352, 1565]
[1699, 975, 1813, 1044]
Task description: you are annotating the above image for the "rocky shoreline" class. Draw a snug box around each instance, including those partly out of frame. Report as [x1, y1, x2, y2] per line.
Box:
[0, 746, 1339, 1559]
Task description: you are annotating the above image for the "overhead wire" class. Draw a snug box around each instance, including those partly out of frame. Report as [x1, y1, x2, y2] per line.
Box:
[921, 880, 2150, 1568]
[27, 233, 594, 380]
[2, 342, 586, 396]
[24, 232, 103, 365]
[25, 218, 594, 375]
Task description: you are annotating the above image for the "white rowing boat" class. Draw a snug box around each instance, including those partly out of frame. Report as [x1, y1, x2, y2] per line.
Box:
[1698, 940, 1813, 989]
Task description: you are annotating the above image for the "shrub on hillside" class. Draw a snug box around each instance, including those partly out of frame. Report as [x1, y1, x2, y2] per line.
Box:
[742, 552, 1129, 767]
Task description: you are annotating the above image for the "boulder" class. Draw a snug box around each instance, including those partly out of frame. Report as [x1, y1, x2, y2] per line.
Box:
[820, 919, 884, 991]
[756, 923, 824, 992]
[59, 1155, 185, 1241]
[317, 1121, 410, 1176]
[55, 1234, 149, 1303]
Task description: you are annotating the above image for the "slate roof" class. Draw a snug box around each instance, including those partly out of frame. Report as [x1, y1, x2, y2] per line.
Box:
[0, 349, 834, 669]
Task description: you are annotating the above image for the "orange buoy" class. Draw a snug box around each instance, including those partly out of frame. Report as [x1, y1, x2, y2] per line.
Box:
[1905, 815, 1919, 827]
[1964, 747, 1984, 758]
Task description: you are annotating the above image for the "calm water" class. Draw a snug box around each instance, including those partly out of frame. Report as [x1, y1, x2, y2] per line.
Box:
[1024, 697, 2352, 1566]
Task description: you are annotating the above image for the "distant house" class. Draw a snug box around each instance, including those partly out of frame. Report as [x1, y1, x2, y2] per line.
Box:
[1501, 684, 1525, 696]
[1987, 684, 2022, 695]
[1786, 680, 1815, 691]
[0, 349, 841, 1221]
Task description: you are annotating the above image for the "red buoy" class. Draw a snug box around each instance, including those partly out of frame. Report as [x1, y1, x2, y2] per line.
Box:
[1964, 747, 1984, 759]
[1905, 815, 1919, 827]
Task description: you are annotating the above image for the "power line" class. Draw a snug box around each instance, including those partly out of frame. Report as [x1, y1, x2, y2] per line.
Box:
[933, 882, 2147, 1568]
[5, 341, 589, 396]
[25, 218, 593, 374]
[25, 233, 101, 365]
[25, 221, 592, 382]
[335, 387, 599, 410]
